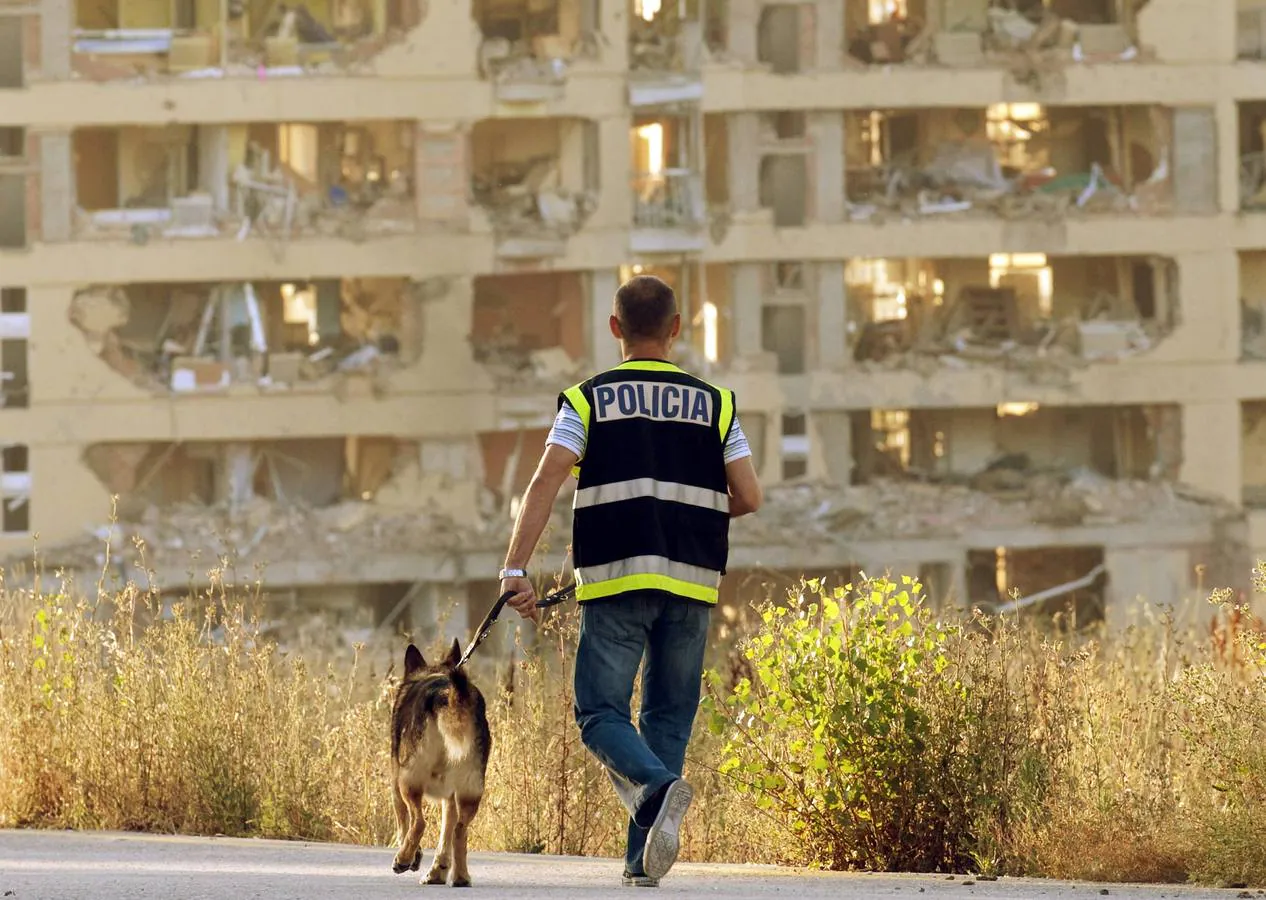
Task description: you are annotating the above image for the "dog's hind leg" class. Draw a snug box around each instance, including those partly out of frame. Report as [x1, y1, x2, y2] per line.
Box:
[450, 795, 482, 888]
[392, 789, 426, 874]
[424, 795, 456, 885]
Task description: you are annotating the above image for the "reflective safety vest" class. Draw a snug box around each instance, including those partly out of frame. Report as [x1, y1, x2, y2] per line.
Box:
[559, 359, 735, 606]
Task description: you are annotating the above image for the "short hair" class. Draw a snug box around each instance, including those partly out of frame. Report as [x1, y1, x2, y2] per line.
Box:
[614, 275, 678, 342]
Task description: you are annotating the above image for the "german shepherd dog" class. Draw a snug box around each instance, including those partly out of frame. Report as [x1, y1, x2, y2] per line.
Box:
[390, 639, 491, 887]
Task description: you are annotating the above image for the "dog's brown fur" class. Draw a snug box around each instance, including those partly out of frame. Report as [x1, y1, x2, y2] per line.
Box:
[390, 638, 491, 887]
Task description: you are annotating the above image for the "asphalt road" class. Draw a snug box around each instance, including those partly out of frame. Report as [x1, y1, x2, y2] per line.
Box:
[0, 830, 1246, 899]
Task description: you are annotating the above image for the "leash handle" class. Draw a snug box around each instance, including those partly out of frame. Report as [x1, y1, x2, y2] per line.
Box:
[536, 582, 576, 608]
[456, 582, 578, 668]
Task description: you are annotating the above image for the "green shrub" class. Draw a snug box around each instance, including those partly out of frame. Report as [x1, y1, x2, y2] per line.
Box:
[702, 575, 1077, 874]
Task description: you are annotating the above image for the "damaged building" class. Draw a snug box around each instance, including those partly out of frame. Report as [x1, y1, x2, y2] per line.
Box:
[0, 0, 1258, 648]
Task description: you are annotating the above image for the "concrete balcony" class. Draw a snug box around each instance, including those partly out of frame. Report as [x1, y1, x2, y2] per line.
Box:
[707, 209, 1230, 262]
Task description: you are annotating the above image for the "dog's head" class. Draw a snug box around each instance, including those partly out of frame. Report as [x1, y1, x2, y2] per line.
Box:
[398, 638, 474, 704]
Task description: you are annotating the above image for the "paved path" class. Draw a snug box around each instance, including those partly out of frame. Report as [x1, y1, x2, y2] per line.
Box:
[0, 830, 1241, 899]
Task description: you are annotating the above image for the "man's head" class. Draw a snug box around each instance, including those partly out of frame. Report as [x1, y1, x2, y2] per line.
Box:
[609, 275, 681, 354]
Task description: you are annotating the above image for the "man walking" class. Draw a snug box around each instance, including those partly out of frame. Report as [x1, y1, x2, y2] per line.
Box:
[497, 274, 763, 887]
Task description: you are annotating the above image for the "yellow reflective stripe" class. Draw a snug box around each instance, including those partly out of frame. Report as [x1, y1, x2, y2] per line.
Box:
[576, 574, 719, 605]
[717, 388, 734, 442]
[616, 360, 682, 373]
[562, 383, 589, 479]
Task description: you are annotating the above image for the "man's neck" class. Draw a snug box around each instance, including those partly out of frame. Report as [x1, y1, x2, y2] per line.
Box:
[621, 344, 671, 362]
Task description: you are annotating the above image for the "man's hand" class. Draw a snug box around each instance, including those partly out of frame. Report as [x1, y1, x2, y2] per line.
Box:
[502, 576, 539, 623]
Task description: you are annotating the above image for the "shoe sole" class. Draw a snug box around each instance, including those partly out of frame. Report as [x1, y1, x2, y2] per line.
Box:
[642, 779, 694, 880]
[621, 875, 660, 888]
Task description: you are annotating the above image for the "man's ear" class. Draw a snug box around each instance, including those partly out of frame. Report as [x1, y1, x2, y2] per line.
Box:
[445, 638, 462, 668]
[609, 314, 623, 340]
[668, 312, 682, 340]
[404, 644, 425, 676]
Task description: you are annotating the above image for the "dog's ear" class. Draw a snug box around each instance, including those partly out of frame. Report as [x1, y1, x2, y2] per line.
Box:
[404, 644, 425, 676]
[444, 637, 462, 668]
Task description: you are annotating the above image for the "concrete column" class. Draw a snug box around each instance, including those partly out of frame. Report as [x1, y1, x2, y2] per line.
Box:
[809, 112, 845, 224]
[417, 276, 491, 391]
[817, 262, 847, 372]
[727, 0, 759, 63]
[1104, 546, 1195, 634]
[415, 122, 470, 229]
[732, 263, 763, 357]
[40, 0, 73, 79]
[38, 130, 71, 242]
[728, 113, 761, 213]
[814, 0, 843, 70]
[560, 120, 586, 192]
[595, 117, 632, 229]
[1180, 400, 1241, 504]
[600, 0, 629, 70]
[222, 443, 256, 512]
[410, 583, 471, 651]
[1217, 97, 1240, 215]
[198, 126, 231, 212]
[590, 269, 620, 370]
[811, 410, 853, 485]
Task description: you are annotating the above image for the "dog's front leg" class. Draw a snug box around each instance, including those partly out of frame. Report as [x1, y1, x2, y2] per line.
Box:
[391, 784, 409, 848]
[392, 790, 426, 874]
[424, 796, 456, 885]
[450, 795, 482, 888]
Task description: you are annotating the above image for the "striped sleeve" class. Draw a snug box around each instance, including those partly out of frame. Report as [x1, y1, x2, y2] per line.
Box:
[723, 416, 753, 464]
[548, 402, 751, 464]
[546, 402, 587, 458]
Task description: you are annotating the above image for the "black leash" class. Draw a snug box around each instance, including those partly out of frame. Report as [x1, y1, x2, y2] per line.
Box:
[456, 582, 576, 668]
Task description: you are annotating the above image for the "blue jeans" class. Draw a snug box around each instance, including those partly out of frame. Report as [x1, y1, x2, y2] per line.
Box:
[572, 591, 711, 875]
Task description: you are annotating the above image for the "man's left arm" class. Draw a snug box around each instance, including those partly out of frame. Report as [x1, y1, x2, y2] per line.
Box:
[501, 443, 579, 621]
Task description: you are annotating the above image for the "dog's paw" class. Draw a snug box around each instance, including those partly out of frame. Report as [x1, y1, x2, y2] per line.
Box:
[423, 865, 448, 886]
[392, 849, 422, 874]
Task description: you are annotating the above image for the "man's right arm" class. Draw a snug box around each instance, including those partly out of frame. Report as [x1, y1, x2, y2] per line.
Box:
[726, 455, 762, 518]
[722, 415, 762, 518]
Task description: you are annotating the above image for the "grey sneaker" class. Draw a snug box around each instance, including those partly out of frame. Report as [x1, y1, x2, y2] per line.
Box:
[622, 871, 660, 888]
[642, 778, 694, 880]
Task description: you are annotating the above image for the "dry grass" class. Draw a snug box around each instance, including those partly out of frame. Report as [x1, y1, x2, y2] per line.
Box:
[3, 544, 1266, 886]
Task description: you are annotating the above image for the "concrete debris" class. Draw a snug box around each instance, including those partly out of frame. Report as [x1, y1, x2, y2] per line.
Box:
[853, 282, 1160, 384]
[629, 8, 696, 72]
[69, 287, 130, 354]
[735, 468, 1234, 547]
[474, 156, 596, 239]
[848, 7, 1139, 74]
[472, 326, 584, 389]
[25, 485, 578, 580]
[479, 37, 569, 86]
[847, 142, 1149, 224]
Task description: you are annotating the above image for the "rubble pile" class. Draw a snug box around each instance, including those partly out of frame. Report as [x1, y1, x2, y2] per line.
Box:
[34, 491, 556, 576]
[847, 5, 1139, 74]
[852, 282, 1160, 381]
[847, 142, 1162, 224]
[734, 468, 1232, 547]
[473, 155, 597, 241]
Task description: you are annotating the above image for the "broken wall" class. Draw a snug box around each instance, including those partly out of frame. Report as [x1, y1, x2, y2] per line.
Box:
[1139, 0, 1235, 63]
[471, 271, 587, 372]
[479, 426, 552, 501]
[901, 404, 1167, 481]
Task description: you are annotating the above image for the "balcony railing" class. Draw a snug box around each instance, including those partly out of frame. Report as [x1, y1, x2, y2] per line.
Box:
[632, 169, 704, 230]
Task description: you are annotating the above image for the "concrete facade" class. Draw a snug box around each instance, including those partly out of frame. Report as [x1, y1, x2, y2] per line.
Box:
[1, 0, 1263, 633]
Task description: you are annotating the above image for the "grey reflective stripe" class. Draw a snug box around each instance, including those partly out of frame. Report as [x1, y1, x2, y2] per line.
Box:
[573, 477, 729, 513]
[577, 555, 721, 588]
